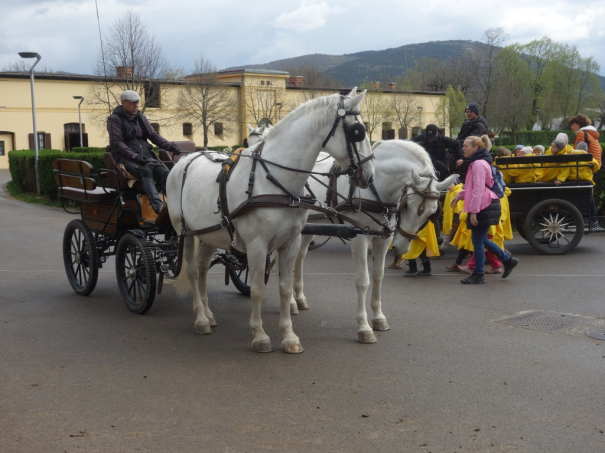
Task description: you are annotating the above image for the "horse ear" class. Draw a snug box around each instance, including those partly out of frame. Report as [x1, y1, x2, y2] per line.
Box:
[436, 174, 459, 191]
[347, 86, 357, 98]
[247, 124, 253, 133]
[259, 126, 266, 134]
[411, 169, 423, 188]
[345, 89, 367, 111]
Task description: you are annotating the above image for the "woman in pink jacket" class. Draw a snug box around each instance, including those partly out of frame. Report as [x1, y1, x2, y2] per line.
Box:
[451, 135, 519, 284]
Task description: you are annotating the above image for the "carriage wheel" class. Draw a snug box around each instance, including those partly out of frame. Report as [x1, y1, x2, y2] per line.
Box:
[62, 219, 99, 296]
[115, 233, 156, 314]
[515, 218, 527, 241]
[524, 199, 584, 255]
[229, 254, 271, 296]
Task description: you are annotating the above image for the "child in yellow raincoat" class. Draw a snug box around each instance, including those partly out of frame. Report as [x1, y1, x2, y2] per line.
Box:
[401, 221, 440, 276]
[505, 147, 540, 183]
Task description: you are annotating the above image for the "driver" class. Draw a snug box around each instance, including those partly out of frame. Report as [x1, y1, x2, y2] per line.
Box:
[411, 124, 463, 181]
[107, 90, 182, 214]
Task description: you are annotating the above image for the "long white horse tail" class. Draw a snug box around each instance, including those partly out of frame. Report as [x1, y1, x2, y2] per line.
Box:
[174, 236, 200, 297]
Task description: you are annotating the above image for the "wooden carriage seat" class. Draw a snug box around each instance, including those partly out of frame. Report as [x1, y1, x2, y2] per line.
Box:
[158, 141, 202, 168]
[104, 151, 142, 191]
[53, 159, 116, 203]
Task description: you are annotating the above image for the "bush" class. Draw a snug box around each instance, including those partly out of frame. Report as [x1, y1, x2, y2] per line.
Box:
[8, 149, 107, 201]
[71, 147, 107, 153]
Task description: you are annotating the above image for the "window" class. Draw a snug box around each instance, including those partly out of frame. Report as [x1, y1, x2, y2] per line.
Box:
[37, 133, 45, 149]
[183, 123, 192, 136]
[28, 132, 51, 150]
[144, 83, 160, 108]
[260, 81, 265, 86]
[266, 80, 271, 85]
[398, 127, 408, 139]
[214, 122, 223, 136]
[64, 123, 85, 133]
[0, 141, 4, 156]
[150, 123, 160, 134]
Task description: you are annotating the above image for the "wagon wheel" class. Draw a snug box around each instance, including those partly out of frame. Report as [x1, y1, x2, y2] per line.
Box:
[62, 219, 99, 296]
[515, 218, 527, 241]
[524, 199, 584, 255]
[229, 254, 271, 296]
[115, 233, 156, 314]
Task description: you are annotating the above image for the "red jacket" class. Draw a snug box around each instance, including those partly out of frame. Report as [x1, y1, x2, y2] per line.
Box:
[574, 126, 601, 166]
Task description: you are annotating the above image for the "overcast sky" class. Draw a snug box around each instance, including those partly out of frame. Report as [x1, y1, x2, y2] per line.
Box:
[1, 0, 603, 75]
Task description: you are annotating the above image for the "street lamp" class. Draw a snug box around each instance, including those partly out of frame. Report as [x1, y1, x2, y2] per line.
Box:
[73, 96, 84, 148]
[534, 108, 541, 131]
[274, 102, 283, 121]
[19, 52, 41, 197]
[417, 106, 423, 133]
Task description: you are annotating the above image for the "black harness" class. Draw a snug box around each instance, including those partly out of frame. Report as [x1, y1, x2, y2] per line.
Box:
[395, 180, 442, 241]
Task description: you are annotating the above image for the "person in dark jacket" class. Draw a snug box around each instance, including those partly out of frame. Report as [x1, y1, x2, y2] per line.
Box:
[456, 102, 488, 146]
[411, 124, 463, 181]
[107, 90, 182, 213]
[450, 135, 518, 284]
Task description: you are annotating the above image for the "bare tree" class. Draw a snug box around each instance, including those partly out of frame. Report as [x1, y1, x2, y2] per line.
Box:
[359, 82, 393, 141]
[390, 91, 419, 139]
[177, 56, 238, 147]
[88, 10, 176, 134]
[244, 78, 286, 127]
[284, 65, 341, 102]
[1, 60, 54, 72]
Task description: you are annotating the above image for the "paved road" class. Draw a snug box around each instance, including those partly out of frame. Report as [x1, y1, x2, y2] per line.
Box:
[1, 168, 604, 452]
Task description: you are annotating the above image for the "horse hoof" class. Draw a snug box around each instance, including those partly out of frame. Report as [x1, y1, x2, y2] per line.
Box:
[358, 331, 377, 344]
[252, 340, 274, 353]
[208, 317, 218, 327]
[283, 342, 304, 354]
[290, 303, 300, 316]
[195, 321, 212, 335]
[372, 319, 391, 331]
[296, 298, 310, 310]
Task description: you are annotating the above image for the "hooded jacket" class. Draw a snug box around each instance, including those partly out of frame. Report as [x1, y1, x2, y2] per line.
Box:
[574, 126, 601, 166]
[411, 132, 463, 163]
[540, 145, 572, 182]
[457, 148, 499, 214]
[456, 116, 488, 146]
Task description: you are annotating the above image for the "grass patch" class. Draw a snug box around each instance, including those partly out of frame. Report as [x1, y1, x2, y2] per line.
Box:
[5, 180, 63, 208]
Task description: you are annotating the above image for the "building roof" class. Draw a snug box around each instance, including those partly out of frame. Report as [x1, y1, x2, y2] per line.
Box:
[217, 68, 290, 76]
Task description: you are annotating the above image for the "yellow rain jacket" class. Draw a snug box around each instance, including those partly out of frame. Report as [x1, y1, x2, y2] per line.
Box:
[494, 161, 513, 185]
[505, 154, 539, 183]
[442, 183, 464, 235]
[402, 221, 439, 260]
[568, 150, 600, 185]
[541, 145, 572, 182]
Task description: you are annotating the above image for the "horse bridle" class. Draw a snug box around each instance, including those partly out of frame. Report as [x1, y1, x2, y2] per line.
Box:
[395, 180, 441, 241]
[321, 96, 374, 182]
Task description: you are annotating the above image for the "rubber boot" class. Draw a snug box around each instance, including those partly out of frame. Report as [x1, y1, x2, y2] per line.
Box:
[142, 178, 164, 214]
[403, 260, 418, 277]
[418, 260, 432, 276]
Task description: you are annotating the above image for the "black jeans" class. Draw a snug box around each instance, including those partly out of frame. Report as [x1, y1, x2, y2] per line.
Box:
[123, 161, 169, 194]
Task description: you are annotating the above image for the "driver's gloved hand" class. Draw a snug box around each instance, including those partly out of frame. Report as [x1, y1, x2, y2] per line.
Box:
[135, 156, 147, 166]
[170, 144, 182, 155]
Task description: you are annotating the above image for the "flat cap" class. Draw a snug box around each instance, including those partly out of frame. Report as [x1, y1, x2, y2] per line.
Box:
[121, 90, 141, 102]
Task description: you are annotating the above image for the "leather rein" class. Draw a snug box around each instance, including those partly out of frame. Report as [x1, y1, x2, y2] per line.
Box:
[394, 181, 441, 241]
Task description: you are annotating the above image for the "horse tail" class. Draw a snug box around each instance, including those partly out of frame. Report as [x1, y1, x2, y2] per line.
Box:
[175, 236, 200, 297]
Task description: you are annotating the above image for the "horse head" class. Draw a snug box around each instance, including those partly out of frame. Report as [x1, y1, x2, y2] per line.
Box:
[247, 124, 269, 147]
[390, 171, 458, 259]
[322, 89, 375, 189]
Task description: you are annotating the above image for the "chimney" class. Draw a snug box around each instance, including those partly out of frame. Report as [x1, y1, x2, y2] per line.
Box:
[372, 81, 380, 90]
[117, 66, 133, 78]
[388, 82, 396, 90]
[289, 76, 304, 86]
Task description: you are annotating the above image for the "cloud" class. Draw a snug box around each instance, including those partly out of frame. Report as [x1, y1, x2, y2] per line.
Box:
[31, 8, 49, 17]
[274, 1, 342, 33]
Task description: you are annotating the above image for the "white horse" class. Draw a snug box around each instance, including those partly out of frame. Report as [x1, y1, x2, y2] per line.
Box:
[167, 90, 374, 353]
[290, 140, 457, 343]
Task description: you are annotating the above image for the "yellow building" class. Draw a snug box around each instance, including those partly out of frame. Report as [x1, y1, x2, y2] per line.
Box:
[0, 69, 445, 169]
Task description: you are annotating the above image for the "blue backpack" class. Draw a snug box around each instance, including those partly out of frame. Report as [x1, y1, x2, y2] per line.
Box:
[488, 165, 506, 199]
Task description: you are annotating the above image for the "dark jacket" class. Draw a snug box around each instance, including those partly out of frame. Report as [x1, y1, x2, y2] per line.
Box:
[466, 148, 500, 228]
[456, 116, 488, 146]
[107, 106, 172, 163]
[411, 133, 463, 164]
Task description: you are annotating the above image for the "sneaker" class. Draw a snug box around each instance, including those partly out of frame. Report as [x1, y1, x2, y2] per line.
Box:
[461, 273, 486, 284]
[445, 263, 462, 272]
[388, 256, 405, 269]
[502, 257, 518, 279]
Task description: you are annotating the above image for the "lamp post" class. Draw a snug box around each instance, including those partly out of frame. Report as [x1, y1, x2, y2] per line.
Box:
[274, 102, 283, 121]
[417, 106, 423, 134]
[73, 96, 84, 148]
[19, 52, 41, 197]
[534, 108, 541, 131]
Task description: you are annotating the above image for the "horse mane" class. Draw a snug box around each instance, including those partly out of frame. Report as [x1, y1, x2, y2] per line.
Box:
[267, 94, 341, 139]
[377, 140, 436, 178]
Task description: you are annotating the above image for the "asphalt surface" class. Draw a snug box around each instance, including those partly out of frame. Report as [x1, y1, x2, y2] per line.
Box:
[1, 168, 605, 453]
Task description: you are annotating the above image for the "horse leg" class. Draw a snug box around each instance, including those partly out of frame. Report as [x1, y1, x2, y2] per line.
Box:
[277, 237, 304, 353]
[197, 243, 218, 328]
[247, 248, 273, 353]
[291, 234, 314, 314]
[369, 237, 391, 332]
[350, 236, 377, 344]
[183, 237, 212, 335]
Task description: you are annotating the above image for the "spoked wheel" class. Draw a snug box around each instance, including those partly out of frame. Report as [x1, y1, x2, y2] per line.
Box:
[229, 254, 271, 296]
[115, 233, 156, 314]
[62, 219, 99, 296]
[515, 218, 527, 241]
[524, 199, 584, 255]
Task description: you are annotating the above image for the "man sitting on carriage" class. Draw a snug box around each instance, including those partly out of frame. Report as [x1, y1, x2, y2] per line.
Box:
[107, 90, 182, 214]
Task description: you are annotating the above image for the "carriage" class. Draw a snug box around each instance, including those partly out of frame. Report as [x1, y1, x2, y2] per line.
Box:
[495, 153, 602, 255]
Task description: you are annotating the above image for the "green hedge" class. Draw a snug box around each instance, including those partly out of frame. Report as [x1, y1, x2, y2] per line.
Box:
[8, 149, 107, 201]
[495, 130, 575, 147]
[71, 146, 107, 153]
